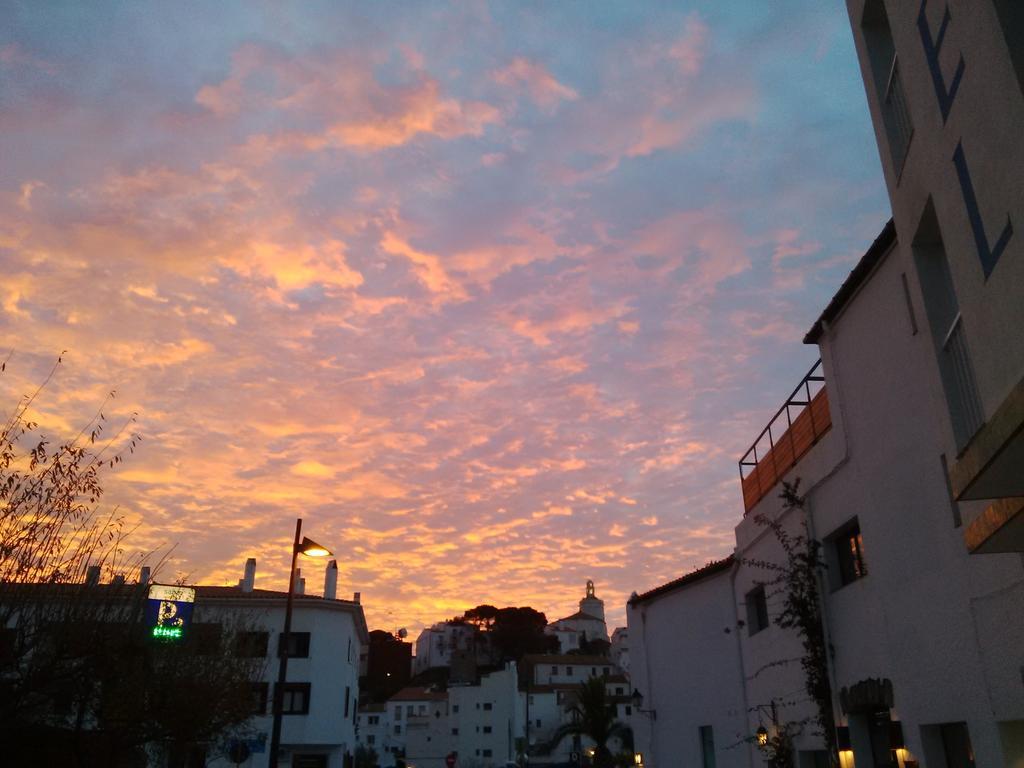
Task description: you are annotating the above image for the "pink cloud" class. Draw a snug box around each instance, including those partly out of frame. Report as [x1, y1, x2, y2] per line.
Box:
[492, 57, 579, 111]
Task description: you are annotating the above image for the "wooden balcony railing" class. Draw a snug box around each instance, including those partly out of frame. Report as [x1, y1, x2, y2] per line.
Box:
[739, 360, 832, 513]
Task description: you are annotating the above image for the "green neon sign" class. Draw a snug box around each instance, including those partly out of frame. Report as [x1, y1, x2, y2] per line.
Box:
[152, 625, 183, 640]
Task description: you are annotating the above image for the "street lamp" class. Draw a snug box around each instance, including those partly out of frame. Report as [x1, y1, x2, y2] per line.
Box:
[268, 518, 333, 767]
[630, 689, 657, 720]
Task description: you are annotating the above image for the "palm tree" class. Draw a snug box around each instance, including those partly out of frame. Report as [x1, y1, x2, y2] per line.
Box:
[550, 677, 632, 768]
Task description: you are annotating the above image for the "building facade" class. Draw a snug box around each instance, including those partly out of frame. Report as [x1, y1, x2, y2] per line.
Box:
[545, 581, 609, 654]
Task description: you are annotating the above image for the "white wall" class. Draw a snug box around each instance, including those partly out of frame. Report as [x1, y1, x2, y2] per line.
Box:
[628, 565, 751, 768]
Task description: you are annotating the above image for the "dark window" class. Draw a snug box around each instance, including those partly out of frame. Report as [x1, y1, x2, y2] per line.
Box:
[939, 722, 975, 767]
[235, 631, 269, 657]
[452, 705, 459, 713]
[566, 666, 573, 676]
[452, 728, 459, 735]
[483, 750, 493, 758]
[832, 519, 868, 588]
[625, 706, 632, 716]
[407, 705, 414, 716]
[368, 736, 376, 745]
[278, 631, 311, 658]
[395, 706, 402, 720]
[993, 0, 1024, 97]
[862, 0, 913, 171]
[699, 725, 716, 768]
[188, 623, 222, 655]
[550, 665, 558, 674]
[483, 726, 492, 734]
[344, 686, 350, 718]
[248, 682, 269, 715]
[615, 687, 623, 695]
[602, 667, 610, 677]
[274, 682, 311, 715]
[536, 719, 542, 727]
[394, 725, 401, 735]
[746, 586, 769, 635]
[483, 702, 492, 711]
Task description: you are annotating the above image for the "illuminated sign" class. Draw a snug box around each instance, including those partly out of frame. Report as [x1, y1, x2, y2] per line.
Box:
[146, 584, 196, 641]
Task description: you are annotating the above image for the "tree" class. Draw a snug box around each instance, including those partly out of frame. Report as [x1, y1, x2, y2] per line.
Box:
[355, 743, 379, 768]
[744, 480, 838, 767]
[550, 677, 632, 768]
[490, 606, 559, 661]
[0, 355, 264, 766]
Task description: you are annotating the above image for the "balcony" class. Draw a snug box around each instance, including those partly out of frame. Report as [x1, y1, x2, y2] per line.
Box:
[739, 360, 832, 513]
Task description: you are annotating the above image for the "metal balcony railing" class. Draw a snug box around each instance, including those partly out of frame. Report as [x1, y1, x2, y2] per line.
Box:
[738, 360, 832, 513]
[942, 313, 984, 448]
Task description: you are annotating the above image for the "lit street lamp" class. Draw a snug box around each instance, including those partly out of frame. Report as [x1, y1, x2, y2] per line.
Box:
[268, 518, 333, 767]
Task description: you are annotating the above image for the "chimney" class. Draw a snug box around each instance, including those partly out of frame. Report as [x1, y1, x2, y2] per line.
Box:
[111, 574, 125, 586]
[295, 568, 305, 596]
[353, 591, 361, 604]
[85, 565, 100, 586]
[242, 558, 256, 592]
[324, 559, 338, 600]
[139, 566, 151, 585]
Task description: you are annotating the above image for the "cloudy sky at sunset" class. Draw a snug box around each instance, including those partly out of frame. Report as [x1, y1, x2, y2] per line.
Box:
[1, 1, 889, 633]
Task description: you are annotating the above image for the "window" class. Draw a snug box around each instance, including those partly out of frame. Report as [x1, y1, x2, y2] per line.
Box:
[913, 201, 982, 447]
[344, 687, 350, 718]
[483, 702, 493, 711]
[536, 719, 542, 727]
[699, 725, 716, 768]
[830, 519, 867, 588]
[367, 736, 376, 745]
[994, 0, 1024, 96]
[248, 682, 269, 715]
[369, 715, 380, 725]
[566, 666, 573, 676]
[394, 707, 402, 720]
[452, 728, 459, 735]
[188, 623, 222, 655]
[347, 637, 352, 662]
[407, 705, 414, 716]
[592, 667, 597, 675]
[603, 667, 610, 676]
[862, 0, 913, 172]
[275, 682, 311, 715]
[551, 665, 558, 674]
[278, 632, 311, 658]
[452, 705, 459, 713]
[745, 585, 769, 635]
[235, 631, 269, 657]
[394, 725, 401, 735]
[625, 706, 632, 716]
[418, 705, 426, 715]
[483, 750, 493, 758]
[615, 687, 623, 695]
[483, 726, 492, 734]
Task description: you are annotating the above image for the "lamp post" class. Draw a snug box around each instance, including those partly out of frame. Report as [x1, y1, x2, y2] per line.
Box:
[268, 518, 333, 767]
[630, 689, 657, 720]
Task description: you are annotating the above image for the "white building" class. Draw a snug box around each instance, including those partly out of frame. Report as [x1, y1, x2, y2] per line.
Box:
[521, 655, 630, 764]
[609, 627, 630, 677]
[200, 557, 369, 768]
[413, 622, 480, 675]
[627, 558, 750, 768]
[629, 3, 1024, 767]
[545, 581, 609, 654]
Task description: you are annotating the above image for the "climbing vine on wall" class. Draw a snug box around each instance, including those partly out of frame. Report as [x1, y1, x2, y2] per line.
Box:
[745, 480, 839, 767]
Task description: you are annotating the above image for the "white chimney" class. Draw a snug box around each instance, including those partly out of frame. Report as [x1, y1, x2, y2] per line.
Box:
[242, 558, 256, 592]
[295, 568, 305, 596]
[139, 566, 151, 585]
[324, 560, 338, 600]
[353, 591, 361, 604]
[85, 565, 100, 586]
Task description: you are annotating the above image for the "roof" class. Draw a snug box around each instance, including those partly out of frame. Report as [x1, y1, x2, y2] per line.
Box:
[804, 219, 897, 344]
[628, 556, 735, 606]
[389, 686, 448, 702]
[551, 610, 605, 624]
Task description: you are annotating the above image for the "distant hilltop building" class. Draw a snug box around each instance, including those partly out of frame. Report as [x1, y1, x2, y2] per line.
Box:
[544, 580, 609, 653]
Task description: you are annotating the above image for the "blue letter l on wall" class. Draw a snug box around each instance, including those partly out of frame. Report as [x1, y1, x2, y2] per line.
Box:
[953, 141, 1013, 279]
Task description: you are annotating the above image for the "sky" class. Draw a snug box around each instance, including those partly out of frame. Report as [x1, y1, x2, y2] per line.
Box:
[0, 1, 890, 635]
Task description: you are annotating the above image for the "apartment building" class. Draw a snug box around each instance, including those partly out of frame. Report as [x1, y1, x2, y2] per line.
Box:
[845, 0, 1024, 554]
[200, 558, 369, 768]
